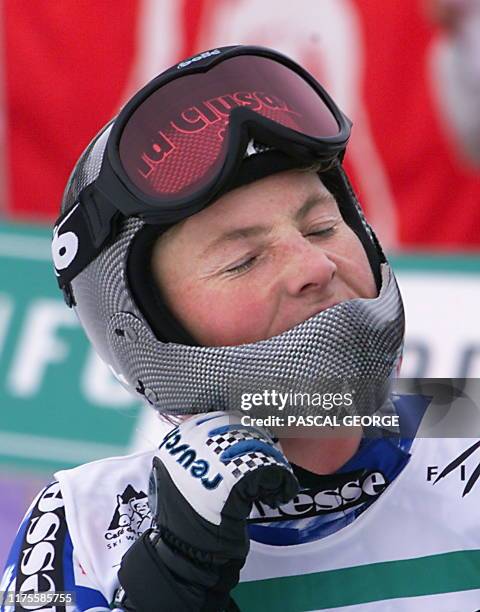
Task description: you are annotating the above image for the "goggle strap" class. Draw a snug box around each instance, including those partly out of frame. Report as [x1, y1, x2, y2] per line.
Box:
[52, 185, 121, 289]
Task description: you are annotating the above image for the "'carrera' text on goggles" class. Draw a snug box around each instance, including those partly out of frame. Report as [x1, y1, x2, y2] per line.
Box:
[138, 89, 300, 178]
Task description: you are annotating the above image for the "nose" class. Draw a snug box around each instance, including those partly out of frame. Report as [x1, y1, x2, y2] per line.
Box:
[281, 235, 337, 298]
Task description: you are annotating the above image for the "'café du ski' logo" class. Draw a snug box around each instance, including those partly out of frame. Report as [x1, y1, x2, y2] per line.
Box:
[105, 484, 151, 549]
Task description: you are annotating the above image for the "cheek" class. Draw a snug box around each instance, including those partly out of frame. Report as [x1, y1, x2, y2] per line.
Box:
[335, 230, 378, 298]
[352, 246, 377, 298]
[177, 282, 272, 346]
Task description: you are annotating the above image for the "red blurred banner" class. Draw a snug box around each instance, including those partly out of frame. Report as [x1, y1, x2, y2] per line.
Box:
[3, 0, 479, 249]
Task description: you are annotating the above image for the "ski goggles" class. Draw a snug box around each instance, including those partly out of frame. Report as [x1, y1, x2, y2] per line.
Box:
[53, 45, 351, 289]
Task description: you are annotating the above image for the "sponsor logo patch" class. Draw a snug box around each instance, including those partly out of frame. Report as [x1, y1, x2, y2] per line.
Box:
[105, 485, 151, 550]
[16, 482, 68, 609]
[250, 469, 388, 522]
[428, 440, 480, 497]
[159, 428, 223, 490]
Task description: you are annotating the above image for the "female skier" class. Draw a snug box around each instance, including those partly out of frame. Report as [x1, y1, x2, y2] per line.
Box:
[2, 45, 479, 611]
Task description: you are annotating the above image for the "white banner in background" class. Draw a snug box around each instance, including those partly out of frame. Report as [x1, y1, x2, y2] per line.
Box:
[397, 272, 480, 378]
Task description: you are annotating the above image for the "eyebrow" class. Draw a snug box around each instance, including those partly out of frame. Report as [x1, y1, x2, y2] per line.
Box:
[202, 192, 333, 256]
[294, 192, 333, 221]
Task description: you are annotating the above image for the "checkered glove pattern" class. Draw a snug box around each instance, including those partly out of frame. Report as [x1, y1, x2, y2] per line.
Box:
[205, 423, 289, 479]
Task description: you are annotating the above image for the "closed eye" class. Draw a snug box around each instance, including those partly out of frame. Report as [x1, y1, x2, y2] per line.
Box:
[225, 256, 258, 274]
[307, 226, 336, 238]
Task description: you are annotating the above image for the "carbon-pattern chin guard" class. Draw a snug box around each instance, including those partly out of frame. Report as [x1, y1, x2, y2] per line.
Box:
[105, 264, 403, 415]
[60, 121, 404, 417]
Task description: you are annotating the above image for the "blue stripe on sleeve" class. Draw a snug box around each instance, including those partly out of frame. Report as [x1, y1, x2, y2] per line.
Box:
[0, 507, 34, 611]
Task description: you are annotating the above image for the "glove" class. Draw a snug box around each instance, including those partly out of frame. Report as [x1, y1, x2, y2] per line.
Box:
[116, 412, 299, 612]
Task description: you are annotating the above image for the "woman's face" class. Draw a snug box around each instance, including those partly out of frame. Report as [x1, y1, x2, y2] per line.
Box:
[152, 170, 377, 346]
